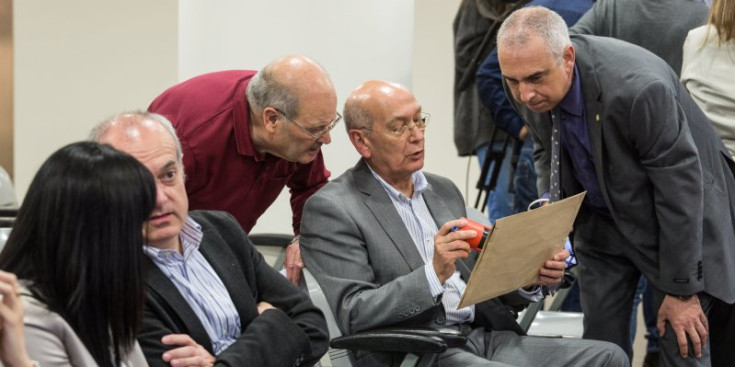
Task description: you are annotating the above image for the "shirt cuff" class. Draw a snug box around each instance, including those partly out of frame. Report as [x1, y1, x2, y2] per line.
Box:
[425, 264, 444, 299]
[518, 285, 544, 302]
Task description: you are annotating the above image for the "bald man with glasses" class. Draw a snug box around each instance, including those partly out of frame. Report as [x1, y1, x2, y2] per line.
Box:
[149, 55, 339, 285]
[300, 81, 627, 367]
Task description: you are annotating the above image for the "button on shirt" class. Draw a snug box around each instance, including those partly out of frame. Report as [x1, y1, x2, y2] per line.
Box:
[143, 217, 241, 354]
[553, 66, 609, 214]
[369, 168, 475, 325]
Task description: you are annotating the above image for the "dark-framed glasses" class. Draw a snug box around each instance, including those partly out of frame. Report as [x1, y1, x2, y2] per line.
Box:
[274, 108, 342, 140]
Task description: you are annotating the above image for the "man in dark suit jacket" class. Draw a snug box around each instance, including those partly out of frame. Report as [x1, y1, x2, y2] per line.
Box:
[91, 112, 328, 367]
[497, 7, 735, 366]
[300, 80, 627, 367]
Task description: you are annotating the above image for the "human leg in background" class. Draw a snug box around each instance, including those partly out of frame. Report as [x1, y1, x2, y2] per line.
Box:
[630, 276, 660, 367]
[476, 140, 514, 224]
[512, 138, 537, 213]
[641, 277, 660, 367]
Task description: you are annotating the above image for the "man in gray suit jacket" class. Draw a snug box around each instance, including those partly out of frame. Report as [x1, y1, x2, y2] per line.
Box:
[497, 7, 735, 366]
[300, 80, 627, 367]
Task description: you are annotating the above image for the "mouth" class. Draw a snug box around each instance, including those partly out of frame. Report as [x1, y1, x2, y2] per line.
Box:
[148, 212, 172, 225]
[409, 150, 424, 159]
[527, 100, 548, 111]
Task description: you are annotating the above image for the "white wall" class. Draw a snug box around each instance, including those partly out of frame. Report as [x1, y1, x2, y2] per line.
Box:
[179, 0, 477, 235]
[13, 0, 179, 199]
[413, 0, 478, 206]
[13, 0, 479, 234]
[178, 0, 414, 234]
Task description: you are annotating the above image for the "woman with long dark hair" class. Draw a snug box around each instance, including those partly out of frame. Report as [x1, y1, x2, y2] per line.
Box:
[0, 141, 156, 366]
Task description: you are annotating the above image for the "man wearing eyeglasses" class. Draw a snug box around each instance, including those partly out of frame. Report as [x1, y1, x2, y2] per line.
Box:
[299, 80, 627, 367]
[149, 55, 338, 285]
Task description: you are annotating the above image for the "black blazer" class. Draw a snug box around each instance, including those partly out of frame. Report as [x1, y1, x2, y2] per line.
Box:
[137, 210, 329, 367]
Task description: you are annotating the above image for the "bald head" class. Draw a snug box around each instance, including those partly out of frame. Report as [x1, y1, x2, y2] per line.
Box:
[90, 112, 183, 164]
[497, 6, 571, 64]
[246, 54, 336, 120]
[343, 81, 414, 131]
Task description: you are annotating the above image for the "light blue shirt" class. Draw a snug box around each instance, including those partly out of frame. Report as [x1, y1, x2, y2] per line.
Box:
[369, 168, 475, 324]
[143, 217, 241, 354]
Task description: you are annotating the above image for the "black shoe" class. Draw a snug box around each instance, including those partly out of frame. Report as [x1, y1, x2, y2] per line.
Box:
[642, 351, 659, 367]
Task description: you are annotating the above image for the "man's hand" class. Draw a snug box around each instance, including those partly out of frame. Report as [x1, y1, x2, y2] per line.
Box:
[433, 219, 475, 284]
[257, 301, 276, 315]
[161, 334, 216, 367]
[284, 239, 304, 286]
[518, 125, 529, 141]
[657, 294, 708, 359]
[536, 249, 569, 287]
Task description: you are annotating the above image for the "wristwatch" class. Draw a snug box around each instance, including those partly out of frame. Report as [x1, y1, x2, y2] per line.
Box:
[289, 235, 301, 245]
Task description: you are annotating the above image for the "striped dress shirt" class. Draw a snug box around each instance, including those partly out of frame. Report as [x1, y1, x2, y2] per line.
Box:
[369, 168, 475, 325]
[143, 217, 241, 354]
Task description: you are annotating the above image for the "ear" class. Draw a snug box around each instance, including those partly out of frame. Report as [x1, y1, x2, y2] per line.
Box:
[348, 130, 372, 159]
[262, 107, 280, 134]
[562, 45, 575, 74]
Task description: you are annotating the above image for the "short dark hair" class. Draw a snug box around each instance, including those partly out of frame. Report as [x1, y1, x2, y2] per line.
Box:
[0, 141, 156, 367]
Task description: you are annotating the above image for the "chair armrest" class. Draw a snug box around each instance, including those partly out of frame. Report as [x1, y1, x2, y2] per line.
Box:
[330, 327, 467, 354]
[381, 327, 466, 348]
[248, 233, 293, 248]
[331, 331, 446, 354]
[0, 208, 18, 218]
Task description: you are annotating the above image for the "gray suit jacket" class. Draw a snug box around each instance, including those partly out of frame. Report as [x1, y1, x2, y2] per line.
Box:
[507, 35, 735, 303]
[301, 160, 527, 366]
[569, 0, 708, 76]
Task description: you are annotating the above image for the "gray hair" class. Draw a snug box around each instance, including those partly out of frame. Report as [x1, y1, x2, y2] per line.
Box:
[89, 111, 183, 163]
[497, 6, 571, 64]
[343, 99, 374, 132]
[246, 65, 300, 119]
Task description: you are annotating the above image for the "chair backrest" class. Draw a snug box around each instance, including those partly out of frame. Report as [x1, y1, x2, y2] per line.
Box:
[303, 268, 353, 367]
[0, 166, 18, 209]
[465, 206, 491, 227]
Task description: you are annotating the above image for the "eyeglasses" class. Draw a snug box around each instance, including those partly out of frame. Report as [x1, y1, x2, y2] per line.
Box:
[360, 112, 430, 139]
[274, 108, 342, 140]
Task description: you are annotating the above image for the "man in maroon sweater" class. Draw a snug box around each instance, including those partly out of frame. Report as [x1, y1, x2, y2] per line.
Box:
[149, 55, 338, 285]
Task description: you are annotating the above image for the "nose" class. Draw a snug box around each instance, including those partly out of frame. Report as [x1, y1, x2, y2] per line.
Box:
[406, 124, 425, 142]
[155, 183, 168, 209]
[518, 82, 536, 104]
[317, 130, 332, 144]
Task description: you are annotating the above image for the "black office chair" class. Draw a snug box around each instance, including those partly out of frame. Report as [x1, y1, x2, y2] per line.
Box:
[248, 233, 467, 367]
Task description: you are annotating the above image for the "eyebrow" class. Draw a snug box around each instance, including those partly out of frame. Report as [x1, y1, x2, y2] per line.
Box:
[158, 160, 178, 175]
[504, 70, 547, 84]
[389, 106, 423, 123]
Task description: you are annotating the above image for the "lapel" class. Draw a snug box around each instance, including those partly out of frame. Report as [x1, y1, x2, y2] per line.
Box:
[198, 225, 259, 327]
[422, 182, 458, 230]
[575, 39, 616, 215]
[144, 258, 213, 350]
[353, 160, 425, 270]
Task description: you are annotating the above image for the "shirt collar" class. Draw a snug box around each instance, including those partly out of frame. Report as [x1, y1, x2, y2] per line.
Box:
[143, 216, 204, 265]
[367, 164, 429, 201]
[558, 64, 584, 117]
[233, 75, 266, 162]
